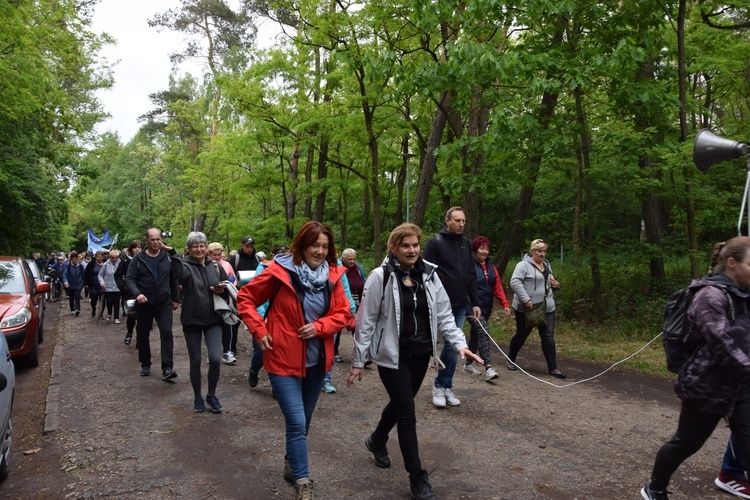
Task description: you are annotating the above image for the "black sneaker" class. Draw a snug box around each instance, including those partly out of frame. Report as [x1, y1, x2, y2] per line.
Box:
[206, 395, 222, 413]
[640, 483, 669, 500]
[162, 369, 177, 381]
[365, 435, 391, 468]
[248, 369, 259, 388]
[410, 471, 437, 500]
[140, 366, 150, 376]
[194, 396, 205, 412]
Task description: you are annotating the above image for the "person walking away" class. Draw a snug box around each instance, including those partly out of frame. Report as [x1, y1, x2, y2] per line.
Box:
[463, 236, 511, 382]
[641, 237, 750, 500]
[63, 251, 84, 316]
[422, 207, 482, 408]
[125, 228, 181, 380]
[115, 240, 142, 345]
[507, 238, 565, 378]
[170, 232, 229, 413]
[83, 251, 105, 318]
[348, 223, 483, 500]
[237, 222, 352, 500]
[98, 250, 122, 324]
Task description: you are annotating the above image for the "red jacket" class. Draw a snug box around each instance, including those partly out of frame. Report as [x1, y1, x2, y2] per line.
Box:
[237, 260, 352, 377]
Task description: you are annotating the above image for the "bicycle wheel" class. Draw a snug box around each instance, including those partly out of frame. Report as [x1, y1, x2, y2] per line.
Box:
[48, 281, 62, 302]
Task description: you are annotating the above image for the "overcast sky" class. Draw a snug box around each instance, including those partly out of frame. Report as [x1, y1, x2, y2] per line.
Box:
[92, 1, 279, 143]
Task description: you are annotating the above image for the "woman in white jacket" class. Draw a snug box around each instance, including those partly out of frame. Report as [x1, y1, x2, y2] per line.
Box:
[347, 223, 481, 500]
[508, 238, 565, 378]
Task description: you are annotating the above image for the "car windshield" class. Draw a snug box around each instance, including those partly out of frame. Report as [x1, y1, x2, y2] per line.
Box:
[0, 262, 26, 294]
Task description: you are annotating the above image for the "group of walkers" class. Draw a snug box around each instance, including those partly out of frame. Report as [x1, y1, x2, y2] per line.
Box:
[46, 210, 568, 500]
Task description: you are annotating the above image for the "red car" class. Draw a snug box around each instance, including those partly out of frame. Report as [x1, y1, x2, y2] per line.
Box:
[0, 257, 49, 367]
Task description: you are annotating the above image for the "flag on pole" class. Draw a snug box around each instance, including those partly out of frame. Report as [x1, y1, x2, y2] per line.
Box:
[87, 229, 113, 252]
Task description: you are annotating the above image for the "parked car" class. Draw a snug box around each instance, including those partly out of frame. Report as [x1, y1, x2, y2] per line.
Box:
[0, 331, 14, 482]
[25, 259, 46, 334]
[0, 257, 49, 367]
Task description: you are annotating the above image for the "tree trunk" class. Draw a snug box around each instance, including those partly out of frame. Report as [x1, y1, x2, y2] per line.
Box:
[495, 88, 560, 277]
[413, 92, 449, 228]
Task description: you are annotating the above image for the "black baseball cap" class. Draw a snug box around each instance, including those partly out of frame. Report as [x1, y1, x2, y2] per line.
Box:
[242, 236, 255, 245]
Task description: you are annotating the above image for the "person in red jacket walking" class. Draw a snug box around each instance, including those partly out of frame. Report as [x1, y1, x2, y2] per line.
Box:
[237, 221, 352, 500]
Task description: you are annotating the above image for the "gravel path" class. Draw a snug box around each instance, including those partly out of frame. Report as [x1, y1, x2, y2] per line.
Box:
[1, 302, 738, 499]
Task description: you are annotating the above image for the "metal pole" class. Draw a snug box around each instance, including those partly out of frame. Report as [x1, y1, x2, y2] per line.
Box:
[739, 157, 750, 236]
[406, 162, 410, 223]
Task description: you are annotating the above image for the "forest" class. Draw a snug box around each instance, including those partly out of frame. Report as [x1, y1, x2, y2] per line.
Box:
[2, 0, 750, 332]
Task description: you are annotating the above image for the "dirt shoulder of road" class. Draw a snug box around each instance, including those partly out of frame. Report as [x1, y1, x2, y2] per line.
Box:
[1, 301, 738, 499]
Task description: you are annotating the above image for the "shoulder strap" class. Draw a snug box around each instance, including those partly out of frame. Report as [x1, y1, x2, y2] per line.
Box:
[381, 265, 393, 300]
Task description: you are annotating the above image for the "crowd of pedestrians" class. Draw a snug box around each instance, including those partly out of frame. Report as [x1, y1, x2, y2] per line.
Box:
[45, 215, 570, 500]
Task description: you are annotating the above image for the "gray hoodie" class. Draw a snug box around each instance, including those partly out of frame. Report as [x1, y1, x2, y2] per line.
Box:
[509, 254, 557, 313]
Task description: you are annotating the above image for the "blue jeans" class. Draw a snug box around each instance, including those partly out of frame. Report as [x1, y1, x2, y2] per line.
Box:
[723, 433, 748, 480]
[268, 363, 326, 481]
[249, 337, 264, 374]
[434, 306, 466, 389]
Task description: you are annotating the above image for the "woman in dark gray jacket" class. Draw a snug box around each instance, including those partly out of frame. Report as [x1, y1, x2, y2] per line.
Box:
[641, 237, 750, 500]
[169, 231, 228, 413]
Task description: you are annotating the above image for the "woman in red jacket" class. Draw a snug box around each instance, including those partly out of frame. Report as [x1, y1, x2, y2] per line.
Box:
[237, 221, 352, 500]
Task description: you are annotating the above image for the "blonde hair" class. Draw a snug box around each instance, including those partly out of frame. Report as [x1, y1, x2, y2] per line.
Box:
[208, 242, 223, 252]
[529, 238, 547, 253]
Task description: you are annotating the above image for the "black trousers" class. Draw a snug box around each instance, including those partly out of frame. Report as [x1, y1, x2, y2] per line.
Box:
[650, 387, 750, 490]
[135, 301, 174, 372]
[372, 349, 430, 478]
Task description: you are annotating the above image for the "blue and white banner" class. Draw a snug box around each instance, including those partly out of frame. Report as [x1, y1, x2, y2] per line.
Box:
[87, 229, 117, 253]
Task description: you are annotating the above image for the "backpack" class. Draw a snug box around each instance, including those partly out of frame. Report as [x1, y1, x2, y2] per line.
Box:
[662, 282, 733, 373]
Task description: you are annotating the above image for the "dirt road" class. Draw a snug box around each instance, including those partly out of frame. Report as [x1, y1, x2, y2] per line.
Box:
[0, 301, 738, 499]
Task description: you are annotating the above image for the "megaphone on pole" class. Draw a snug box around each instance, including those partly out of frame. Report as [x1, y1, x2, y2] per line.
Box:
[694, 128, 747, 172]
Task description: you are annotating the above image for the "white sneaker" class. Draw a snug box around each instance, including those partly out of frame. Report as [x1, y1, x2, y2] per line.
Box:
[463, 363, 481, 375]
[223, 351, 237, 365]
[432, 387, 446, 408]
[485, 367, 499, 381]
[443, 388, 461, 406]
[114, 319, 120, 324]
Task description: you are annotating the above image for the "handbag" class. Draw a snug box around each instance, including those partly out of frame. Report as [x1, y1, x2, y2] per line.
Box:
[524, 300, 547, 327]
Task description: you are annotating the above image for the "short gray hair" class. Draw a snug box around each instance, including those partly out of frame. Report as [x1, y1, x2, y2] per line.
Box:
[342, 248, 356, 258]
[186, 231, 207, 248]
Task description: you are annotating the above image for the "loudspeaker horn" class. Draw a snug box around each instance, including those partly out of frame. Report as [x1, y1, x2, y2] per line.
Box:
[694, 128, 748, 172]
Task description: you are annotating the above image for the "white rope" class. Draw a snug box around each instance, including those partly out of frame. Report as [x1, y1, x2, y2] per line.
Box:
[476, 319, 665, 388]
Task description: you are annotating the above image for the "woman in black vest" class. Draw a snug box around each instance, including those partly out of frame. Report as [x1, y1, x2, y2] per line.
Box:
[463, 236, 511, 382]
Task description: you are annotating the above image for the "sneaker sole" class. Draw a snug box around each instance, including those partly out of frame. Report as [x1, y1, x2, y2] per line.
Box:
[486, 374, 499, 382]
[715, 477, 750, 500]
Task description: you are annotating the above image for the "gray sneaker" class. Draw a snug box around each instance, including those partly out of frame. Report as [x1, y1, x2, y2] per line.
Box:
[485, 367, 499, 381]
[463, 363, 481, 375]
[444, 388, 461, 406]
[432, 387, 446, 408]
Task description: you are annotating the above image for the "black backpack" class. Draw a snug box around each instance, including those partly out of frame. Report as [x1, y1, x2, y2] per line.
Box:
[662, 282, 733, 373]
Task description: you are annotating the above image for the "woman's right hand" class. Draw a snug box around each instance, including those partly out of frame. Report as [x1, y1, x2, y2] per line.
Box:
[347, 367, 363, 387]
[525, 300, 533, 309]
[258, 334, 273, 351]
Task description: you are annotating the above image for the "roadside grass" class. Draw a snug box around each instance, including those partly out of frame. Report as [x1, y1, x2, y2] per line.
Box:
[484, 315, 672, 378]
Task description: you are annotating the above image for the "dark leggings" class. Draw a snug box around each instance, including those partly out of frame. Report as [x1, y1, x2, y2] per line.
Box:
[183, 324, 222, 398]
[508, 310, 558, 371]
[650, 388, 750, 490]
[104, 292, 121, 319]
[467, 316, 491, 366]
[372, 349, 430, 478]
